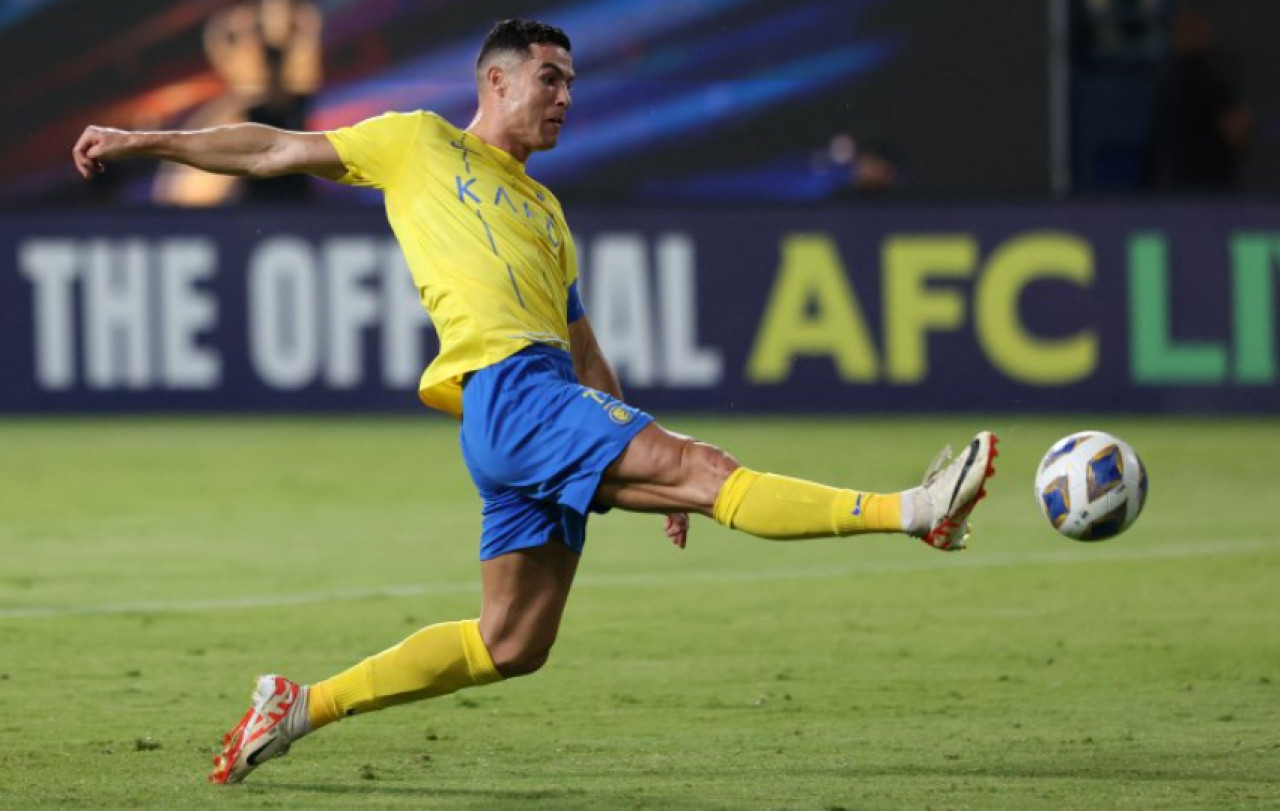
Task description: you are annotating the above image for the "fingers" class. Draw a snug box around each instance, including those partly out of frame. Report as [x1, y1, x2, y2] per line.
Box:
[665, 513, 689, 549]
[72, 132, 97, 179]
[72, 127, 106, 179]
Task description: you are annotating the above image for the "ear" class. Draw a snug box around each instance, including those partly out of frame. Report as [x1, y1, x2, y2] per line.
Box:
[485, 64, 507, 97]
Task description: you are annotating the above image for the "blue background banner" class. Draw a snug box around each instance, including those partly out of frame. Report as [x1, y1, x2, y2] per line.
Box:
[3, 203, 1277, 413]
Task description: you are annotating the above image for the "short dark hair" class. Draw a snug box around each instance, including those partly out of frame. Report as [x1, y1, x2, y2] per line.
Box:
[476, 19, 571, 70]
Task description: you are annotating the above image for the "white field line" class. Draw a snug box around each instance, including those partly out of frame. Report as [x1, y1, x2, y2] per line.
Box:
[0, 538, 1272, 621]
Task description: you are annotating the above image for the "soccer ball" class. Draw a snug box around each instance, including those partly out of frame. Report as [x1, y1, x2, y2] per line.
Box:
[1034, 431, 1148, 541]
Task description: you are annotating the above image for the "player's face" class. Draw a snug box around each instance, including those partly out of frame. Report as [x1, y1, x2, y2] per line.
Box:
[504, 43, 574, 153]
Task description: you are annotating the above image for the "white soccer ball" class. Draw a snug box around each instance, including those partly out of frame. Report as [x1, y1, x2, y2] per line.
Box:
[1034, 431, 1148, 541]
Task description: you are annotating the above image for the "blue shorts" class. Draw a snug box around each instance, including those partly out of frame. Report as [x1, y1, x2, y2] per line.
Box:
[460, 344, 653, 561]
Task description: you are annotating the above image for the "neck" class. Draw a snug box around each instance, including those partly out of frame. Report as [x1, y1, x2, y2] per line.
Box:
[465, 110, 530, 164]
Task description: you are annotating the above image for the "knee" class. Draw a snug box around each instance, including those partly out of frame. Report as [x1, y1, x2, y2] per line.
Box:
[681, 441, 740, 507]
[487, 636, 554, 678]
[692, 441, 739, 480]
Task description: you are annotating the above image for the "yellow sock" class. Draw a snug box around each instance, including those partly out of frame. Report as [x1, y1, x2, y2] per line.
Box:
[307, 619, 501, 730]
[712, 467, 902, 539]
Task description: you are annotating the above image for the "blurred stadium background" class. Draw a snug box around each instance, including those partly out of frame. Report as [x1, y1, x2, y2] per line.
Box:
[3, 0, 1280, 413]
[2, 1, 1279, 808]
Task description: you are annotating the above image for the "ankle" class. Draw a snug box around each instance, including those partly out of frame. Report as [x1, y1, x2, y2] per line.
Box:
[900, 487, 930, 536]
[283, 685, 314, 741]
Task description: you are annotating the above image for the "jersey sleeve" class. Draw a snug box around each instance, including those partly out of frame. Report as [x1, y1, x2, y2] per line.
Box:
[566, 280, 585, 322]
[563, 234, 585, 322]
[323, 111, 421, 189]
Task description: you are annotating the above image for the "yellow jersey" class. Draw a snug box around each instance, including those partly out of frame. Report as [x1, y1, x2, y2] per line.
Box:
[325, 111, 578, 417]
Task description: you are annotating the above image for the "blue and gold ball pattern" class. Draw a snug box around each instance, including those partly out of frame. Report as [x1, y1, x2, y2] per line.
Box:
[1035, 431, 1147, 542]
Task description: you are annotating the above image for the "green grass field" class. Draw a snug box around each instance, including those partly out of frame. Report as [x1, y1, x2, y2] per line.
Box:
[1, 416, 1277, 810]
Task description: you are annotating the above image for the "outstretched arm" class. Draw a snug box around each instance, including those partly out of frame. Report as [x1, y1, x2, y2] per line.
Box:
[72, 124, 345, 181]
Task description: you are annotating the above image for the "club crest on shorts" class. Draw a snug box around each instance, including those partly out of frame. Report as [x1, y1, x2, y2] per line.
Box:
[581, 389, 637, 426]
[608, 404, 635, 425]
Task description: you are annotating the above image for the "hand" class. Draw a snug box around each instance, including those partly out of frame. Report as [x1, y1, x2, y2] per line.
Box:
[664, 512, 689, 549]
[72, 126, 134, 179]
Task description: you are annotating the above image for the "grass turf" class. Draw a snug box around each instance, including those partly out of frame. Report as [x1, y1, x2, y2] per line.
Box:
[0, 416, 1277, 810]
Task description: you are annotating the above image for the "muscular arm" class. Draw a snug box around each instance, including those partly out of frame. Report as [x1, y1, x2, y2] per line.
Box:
[568, 316, 622, 399]
[72, 124, 345, 181]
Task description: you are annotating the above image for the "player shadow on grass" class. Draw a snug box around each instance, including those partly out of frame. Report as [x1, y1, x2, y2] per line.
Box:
[246, 759, 1279, 794]
[263, 782, 590, 800]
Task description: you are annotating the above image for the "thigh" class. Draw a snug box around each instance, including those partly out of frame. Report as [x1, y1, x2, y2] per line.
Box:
[597, 423, 740, 515]
[479, 540, 580, 656]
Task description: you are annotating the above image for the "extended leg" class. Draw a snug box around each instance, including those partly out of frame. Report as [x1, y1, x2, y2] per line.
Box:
[596, 423, 905, 537]
[308, 540, 578, 720]
[596, 423, 997, 548]
[210, 542, 579, 784]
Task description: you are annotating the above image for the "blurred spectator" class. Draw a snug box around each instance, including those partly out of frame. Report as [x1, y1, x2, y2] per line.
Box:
[154, 0, 322, 205]
[823, 133, 902, 199]
[1148, 5, 1252, 192]
[244, 45, 314, 203]
[1078, 0, 1167, 64]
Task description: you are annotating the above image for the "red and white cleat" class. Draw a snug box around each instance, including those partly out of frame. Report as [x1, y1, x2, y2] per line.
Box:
[209, 675, 304, 784]
[918, 431, 999, 551]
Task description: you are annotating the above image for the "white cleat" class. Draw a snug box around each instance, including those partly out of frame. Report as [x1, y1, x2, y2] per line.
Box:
[917, 431, 999, 551]
[209, 674, 304, 784]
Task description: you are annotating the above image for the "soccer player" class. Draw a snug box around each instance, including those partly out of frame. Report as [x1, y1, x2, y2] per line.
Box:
[72, 19, 997, 784]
